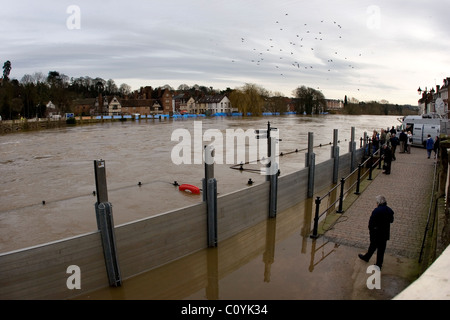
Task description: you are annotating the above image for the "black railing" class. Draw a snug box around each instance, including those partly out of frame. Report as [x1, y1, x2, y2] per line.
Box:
[311, 146, 381, 238]
[418, 154, 440, 263]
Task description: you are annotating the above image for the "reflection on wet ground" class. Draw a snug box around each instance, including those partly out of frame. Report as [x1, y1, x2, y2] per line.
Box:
[75, 195, 363, 300]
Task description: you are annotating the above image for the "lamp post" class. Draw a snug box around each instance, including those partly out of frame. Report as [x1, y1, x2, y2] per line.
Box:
[417, 86, 435, 114]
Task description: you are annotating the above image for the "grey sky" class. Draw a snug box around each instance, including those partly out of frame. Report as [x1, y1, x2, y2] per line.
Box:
[2, 0, 450, 105]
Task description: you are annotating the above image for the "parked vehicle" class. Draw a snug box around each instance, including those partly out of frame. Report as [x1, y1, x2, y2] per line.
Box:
[398, 114, 449, 147]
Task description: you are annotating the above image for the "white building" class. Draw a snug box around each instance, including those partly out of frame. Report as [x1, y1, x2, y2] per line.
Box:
[195, 95, 233, 114]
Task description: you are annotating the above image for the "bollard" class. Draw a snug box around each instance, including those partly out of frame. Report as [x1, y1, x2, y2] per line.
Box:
[337, 177, 345, 213]
[310, 196, 321, 239]
[206, 178, 218, 247]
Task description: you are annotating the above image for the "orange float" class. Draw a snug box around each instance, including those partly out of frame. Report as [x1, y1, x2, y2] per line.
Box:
[179, 184, 201, 194]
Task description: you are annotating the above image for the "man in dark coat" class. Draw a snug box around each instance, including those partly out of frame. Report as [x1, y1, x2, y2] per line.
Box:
[399, 129, 407, 153]
[358, 195, 394, 270]
[382, 144, 392, 174]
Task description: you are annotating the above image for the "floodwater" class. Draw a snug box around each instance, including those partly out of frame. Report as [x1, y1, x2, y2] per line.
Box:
[0, 114, 399, 254]
[1, 114, 403, 300]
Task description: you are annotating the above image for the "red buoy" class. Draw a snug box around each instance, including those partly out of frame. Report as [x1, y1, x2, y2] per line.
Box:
[179, 184, 201, 194]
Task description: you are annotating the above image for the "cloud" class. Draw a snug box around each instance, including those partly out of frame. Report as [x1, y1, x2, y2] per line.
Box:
[2, 0, 450, 105]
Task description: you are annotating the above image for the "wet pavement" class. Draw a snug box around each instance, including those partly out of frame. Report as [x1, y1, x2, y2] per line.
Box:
[323, 145, 436, 299]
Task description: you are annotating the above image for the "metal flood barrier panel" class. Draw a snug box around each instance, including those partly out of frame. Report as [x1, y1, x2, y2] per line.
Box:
[0, 148, 363, 299]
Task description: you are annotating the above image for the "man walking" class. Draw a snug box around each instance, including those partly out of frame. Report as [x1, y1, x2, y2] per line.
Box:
[358, 195, 394, 270]
[426, 134, 434, 159]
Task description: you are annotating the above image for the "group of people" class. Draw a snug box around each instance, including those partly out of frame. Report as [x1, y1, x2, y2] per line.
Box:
[358, 126, 442, 271]
[371, 126, 403, 175]
[371, 126, 440, 175]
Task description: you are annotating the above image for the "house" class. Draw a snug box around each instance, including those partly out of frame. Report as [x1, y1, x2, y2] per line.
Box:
[71, 98, 95, 116]
[158, 88, 173, 114]
[186, 97, 196, 113]
[434, 77, 450, 116]
[120, 99, 152, 115]
[136, 86, 174, 114]
[326, 99, 344, 110]
[172, 93, 190, 113]
[93, 95, 123, 116]
[195, 94, 233, 115]
[107, 96, 122, 115]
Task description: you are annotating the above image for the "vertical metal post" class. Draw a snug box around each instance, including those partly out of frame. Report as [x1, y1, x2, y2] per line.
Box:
[363, 132, 368, 156]
[368, 154, 374, 180]
[207, 178, 218, 247]
[269, 168, 278, 218]
[94, 159, 108, 204]
[93, 160, 122, 287]
[349, 127, 356, 172]
[310, 196, 321, 239]
[266, 121, 271, 182]
[355, 163, 362, 195]
[203, 144, 215, 202]
[331, 129, 339, 184]
[306, 132, 315, 198]
[337, 177, 345, 213]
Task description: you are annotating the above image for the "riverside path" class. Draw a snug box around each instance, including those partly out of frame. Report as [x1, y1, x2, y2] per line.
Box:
[322, 144, 437, 299]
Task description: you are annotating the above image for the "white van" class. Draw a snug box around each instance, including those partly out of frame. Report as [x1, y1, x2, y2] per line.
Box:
[399, 115, 448, 147]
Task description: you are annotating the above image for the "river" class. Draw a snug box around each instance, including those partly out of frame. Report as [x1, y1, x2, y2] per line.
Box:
[0, 114, 399, 254]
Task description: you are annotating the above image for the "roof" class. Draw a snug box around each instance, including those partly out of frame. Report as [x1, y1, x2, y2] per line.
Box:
[196, 94, 228, 103]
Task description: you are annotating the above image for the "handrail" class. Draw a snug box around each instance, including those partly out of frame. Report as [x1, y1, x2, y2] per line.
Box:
[311, 146, 381, 238]
[418, 154, 440, 263]
[230, 141, 339, 172]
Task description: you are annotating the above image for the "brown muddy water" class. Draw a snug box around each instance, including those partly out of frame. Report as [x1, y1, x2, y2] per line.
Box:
[0, 114, 400, 299]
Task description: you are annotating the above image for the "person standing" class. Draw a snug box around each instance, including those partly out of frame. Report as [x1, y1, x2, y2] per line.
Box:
[406, 131, 413, 154]
[426, 134, 434, 159]
[371, 130, 379, 155]
[390, 133, 399, 160]
[382, 144, 392, 174]
[434, 136, 440, 159]
[399, 129, 407, 153]
[358, 195, 394, 270]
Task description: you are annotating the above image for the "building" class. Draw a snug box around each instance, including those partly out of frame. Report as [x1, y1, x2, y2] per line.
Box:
[120, 99, 152, 115]
[326, 99, 344, 110]
[434, 77, 450, 117]
[195, 95, 233, 115]
[71, 98, 95, 116]
[107, 96, 122, 115]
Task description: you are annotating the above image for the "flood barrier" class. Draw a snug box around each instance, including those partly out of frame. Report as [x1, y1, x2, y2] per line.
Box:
[0, 128, 366, 299]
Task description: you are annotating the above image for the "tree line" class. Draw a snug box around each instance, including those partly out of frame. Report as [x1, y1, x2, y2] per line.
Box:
[1, 60, 414, 120]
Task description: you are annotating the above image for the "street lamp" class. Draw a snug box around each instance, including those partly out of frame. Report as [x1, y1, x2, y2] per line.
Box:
[417, 86, 435, 114]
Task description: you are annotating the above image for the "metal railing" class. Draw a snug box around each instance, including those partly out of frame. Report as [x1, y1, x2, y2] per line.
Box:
[311, 146, 382, 238]
[418, 153, 440, 263]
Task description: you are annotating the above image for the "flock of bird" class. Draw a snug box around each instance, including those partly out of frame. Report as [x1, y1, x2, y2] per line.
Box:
[232, 13, 362, 85]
